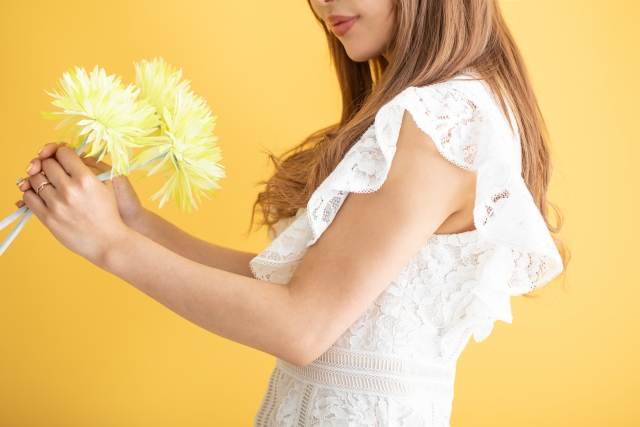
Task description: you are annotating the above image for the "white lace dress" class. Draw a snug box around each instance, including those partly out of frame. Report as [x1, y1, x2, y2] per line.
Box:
[249, 73, 564, 427]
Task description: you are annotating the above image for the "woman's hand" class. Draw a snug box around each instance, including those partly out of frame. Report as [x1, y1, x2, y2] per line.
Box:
[19, 145, 133, 265]
[14, 143, 257, 276]
[16, 142, 148, 231]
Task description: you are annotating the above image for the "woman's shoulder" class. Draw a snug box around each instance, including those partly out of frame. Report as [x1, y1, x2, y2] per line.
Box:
[403, 70, 500, 109]
[390, 71, 514, 133]
[373, 70, 519, 174]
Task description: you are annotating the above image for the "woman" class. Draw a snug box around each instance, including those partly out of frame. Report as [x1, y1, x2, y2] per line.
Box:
[16, 0, 568, 425]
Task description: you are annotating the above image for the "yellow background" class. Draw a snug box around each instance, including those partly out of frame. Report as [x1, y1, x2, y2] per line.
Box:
[1, 0, 638, 426]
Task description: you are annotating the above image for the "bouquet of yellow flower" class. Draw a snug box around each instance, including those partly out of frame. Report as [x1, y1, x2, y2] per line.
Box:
[0, 58, 226, 255]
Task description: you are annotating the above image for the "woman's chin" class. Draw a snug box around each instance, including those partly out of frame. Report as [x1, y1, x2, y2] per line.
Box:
[343, 46, 380, 63]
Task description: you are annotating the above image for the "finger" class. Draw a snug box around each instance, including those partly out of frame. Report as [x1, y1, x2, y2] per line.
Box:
[25, 157, 42, 176]
[37, 142, 67, 159]
[55, 146, 94, 179]
[17, 176, 32, 192]
[80, 156, 112, 173]
[41, 157, 71, 188]
[85, 165, 104, 176]
[24, 142, 67, 177]
[23, 189, 48, 222]
[28, 170, 57, 206]
[15, 200, 25, 208]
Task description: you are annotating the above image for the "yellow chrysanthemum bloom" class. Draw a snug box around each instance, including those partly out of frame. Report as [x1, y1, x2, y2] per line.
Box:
[41, 65, 161, 176]
[134, 57, 191, 124]
[131, 85, 226, 212]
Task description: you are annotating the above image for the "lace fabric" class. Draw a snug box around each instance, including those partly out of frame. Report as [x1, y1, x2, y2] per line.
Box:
[251, 74, 564, 427]
[276, 346, 456, 401]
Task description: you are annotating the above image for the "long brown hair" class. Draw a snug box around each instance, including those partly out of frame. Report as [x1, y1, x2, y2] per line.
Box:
[250, 0, 570, 282]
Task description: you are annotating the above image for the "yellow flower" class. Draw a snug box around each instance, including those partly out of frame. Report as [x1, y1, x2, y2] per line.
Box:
[131, 84, 226, 212]
[134, 57, 191, 124]
[41, 65, 160, 176]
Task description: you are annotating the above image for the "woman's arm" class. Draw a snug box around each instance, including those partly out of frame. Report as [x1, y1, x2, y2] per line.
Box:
[23, 110, 476, 367]
[127, 208, 257, 277]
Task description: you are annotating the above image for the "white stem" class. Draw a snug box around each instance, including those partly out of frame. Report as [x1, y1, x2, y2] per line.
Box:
[76, 135, 91, 154]
[0, 205, 28, 232]
[96, 154, 164, 182]
[0, 147, 165, 256]
[0, 210, 33, 256]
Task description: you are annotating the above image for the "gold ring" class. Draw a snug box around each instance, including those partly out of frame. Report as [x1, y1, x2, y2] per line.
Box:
[36, 181, 51, 196]
[16, 177, 25, 186]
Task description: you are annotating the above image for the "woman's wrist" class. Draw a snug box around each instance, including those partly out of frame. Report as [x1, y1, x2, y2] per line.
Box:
[122, 207, 152, 235]
[96, 225, 143, 274]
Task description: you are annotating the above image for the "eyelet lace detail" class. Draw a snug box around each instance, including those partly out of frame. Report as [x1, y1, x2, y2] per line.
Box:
[252, 75, 564, 427]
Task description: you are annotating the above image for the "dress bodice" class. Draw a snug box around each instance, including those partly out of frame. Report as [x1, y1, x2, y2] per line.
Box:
[251, 73, 563, 427]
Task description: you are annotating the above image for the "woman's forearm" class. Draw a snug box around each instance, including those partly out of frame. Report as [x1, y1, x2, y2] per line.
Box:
[129, 208, 257, 277]
[99, 227, 308, 366]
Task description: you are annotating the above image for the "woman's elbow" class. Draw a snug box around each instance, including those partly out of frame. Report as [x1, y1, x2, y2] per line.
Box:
[279, 293, 335, 366]
[281, 337, 326, 367]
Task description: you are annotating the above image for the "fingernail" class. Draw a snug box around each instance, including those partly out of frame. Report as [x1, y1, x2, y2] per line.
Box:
[15, 177, 25, 187]
[26, 163, 33, 173]
[37, 145, 45, 155]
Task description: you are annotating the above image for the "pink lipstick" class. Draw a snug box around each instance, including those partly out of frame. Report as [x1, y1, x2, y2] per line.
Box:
[328, 15, 359, 37]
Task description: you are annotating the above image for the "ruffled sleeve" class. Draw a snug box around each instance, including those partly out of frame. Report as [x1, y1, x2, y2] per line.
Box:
[250, 76, 564, 349]
[306, 77, 563, 345]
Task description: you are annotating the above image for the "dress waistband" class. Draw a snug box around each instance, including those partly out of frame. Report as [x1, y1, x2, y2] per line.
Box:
[276, 346, 456, 402]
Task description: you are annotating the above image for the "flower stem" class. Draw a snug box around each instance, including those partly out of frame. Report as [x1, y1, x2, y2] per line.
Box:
[75, 135, 90, 155]
[0, 205, 28, 231]
[95, 154, 165, 182]
[0, 209, 33, 256]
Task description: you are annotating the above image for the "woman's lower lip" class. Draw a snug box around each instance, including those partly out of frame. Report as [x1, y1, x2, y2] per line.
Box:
[331, 17, 358, 37]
